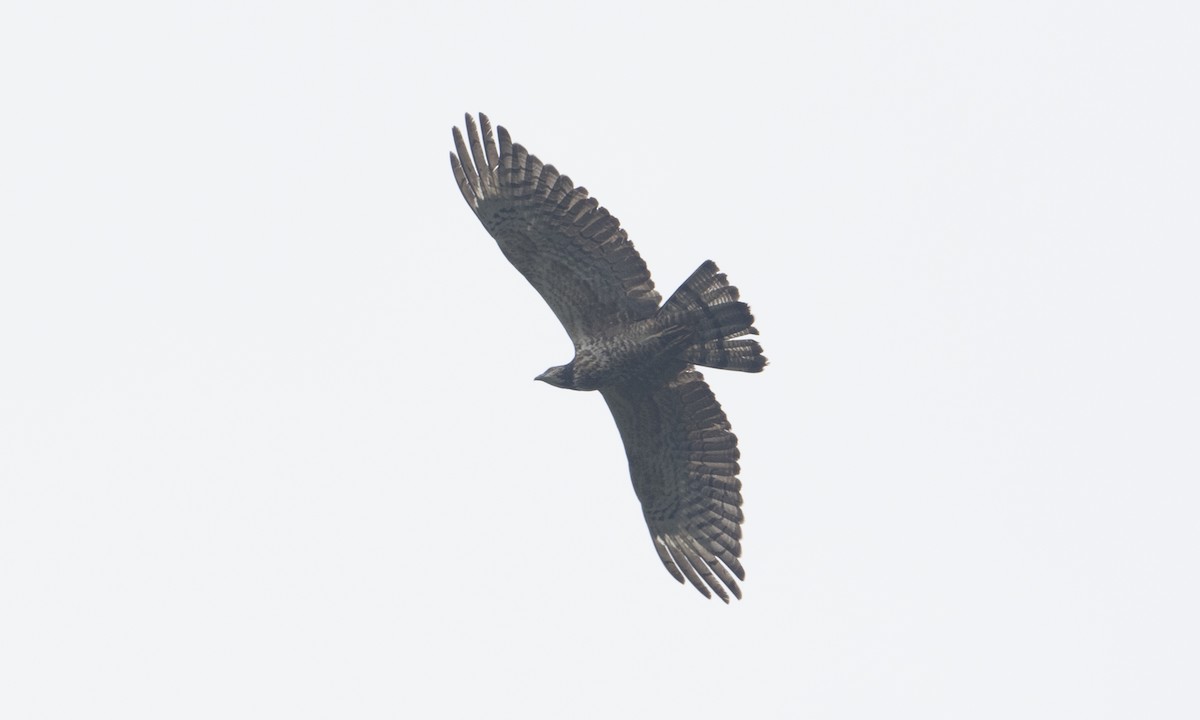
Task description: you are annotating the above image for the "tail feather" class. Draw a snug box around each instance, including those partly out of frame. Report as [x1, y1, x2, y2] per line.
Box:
[687, 338, 766, 373]
[661, 261, 767, 373]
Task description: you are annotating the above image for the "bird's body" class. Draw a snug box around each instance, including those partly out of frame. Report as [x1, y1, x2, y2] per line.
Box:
[450, 113, 765, 601]
[538, 319, 690, 391]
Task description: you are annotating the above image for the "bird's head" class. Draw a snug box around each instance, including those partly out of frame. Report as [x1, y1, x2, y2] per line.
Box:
[534, 364, 574, 389]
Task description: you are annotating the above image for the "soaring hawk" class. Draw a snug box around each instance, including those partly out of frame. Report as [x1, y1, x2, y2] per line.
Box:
[450, 113, 766, 601]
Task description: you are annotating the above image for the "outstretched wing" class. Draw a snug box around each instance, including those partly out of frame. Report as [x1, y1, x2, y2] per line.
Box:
[450, 113, 661, 343]
[601, 370, 746, 602]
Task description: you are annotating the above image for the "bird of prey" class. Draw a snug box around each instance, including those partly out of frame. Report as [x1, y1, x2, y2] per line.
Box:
[450, 113, 765, 601]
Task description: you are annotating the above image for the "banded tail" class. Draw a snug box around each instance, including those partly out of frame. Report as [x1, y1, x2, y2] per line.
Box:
[660, 260, 767, 373]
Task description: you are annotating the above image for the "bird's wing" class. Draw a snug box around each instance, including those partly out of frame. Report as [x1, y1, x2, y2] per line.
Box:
[450, 113, 661, 343]
[601, 370, 745, 602]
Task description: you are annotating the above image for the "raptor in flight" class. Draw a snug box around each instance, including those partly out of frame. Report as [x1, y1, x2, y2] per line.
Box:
[450, 113, 765, 601]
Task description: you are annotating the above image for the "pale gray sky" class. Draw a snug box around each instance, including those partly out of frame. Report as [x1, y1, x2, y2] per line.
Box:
[2, 2, 1197, 718]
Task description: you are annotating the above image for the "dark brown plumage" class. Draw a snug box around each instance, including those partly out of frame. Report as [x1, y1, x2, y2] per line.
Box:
[450, 113, 765, 601]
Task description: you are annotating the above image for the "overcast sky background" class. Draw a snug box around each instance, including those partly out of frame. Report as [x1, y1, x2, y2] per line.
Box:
[2, 2, 1197, 718]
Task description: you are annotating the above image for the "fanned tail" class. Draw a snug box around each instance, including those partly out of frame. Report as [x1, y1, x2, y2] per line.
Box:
[660, 261, 767, 373]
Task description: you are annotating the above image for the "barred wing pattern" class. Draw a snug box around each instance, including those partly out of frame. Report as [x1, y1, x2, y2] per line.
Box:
[602, 371, 745, 601]
[450, 113, 661, 342]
